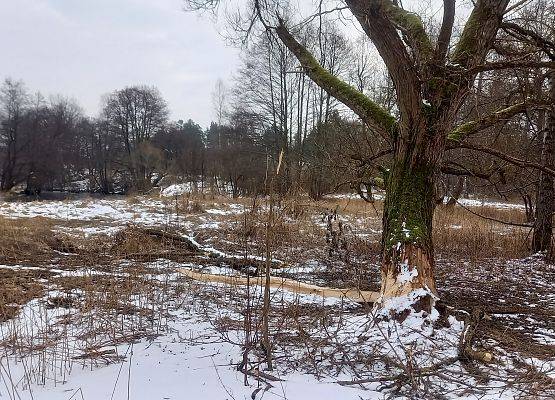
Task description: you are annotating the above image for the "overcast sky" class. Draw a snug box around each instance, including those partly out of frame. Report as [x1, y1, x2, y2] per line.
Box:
[0, 0, 239, 127]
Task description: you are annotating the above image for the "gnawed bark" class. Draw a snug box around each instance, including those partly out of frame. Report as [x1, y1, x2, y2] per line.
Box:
[380, 154, 439, 315]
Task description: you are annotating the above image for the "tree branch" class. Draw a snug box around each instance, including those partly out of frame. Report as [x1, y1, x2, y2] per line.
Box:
[451, 141, 555, 177]
[448, 100, 548, 141]
[345, 0, 421, 121]
[274, 20, 398, 139]
[452, 0, 510, 70]
[440, 165, 493, 180]
[501, 22, 555, 60]
[350, 148, 393, 167]
[434, 0, 456, 62]
[456, 200, 533, 227]
[379, 0, 434, 62]
[468, 60, 555, 74]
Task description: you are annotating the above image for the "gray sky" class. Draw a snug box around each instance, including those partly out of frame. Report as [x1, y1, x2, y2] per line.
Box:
[0, 0, 239, 127]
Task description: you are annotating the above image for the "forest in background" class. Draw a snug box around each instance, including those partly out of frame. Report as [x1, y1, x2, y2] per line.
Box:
[1, 0, 552, 206]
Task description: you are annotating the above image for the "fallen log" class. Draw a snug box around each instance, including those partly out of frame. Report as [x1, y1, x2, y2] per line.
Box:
[129, 226, 282, 272]
[179, 268, 379, 303]
[128, 227, 201, 253]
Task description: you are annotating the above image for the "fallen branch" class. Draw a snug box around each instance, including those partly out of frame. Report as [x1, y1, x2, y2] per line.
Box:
[179, 269, 379, 303]
[337, 356, 459, 386]
[127, 226, 282, 271]
[239, 367, 283, 382]
[459, 308, 494, 363]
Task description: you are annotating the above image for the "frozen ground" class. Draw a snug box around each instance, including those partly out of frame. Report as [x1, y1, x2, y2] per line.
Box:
[2, 294, 376, 400]
[0, 192, 553, 399]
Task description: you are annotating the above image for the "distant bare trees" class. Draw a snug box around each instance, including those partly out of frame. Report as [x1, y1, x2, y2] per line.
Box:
[0, 79, 91, 194]
[101, 85, 169, 191]
[0, 78, 28, 191]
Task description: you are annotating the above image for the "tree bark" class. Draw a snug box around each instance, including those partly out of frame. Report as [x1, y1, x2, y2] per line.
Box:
[380, 131, 440, 315]
[446, 177, 464, 207]
[532, 73, 555, 253]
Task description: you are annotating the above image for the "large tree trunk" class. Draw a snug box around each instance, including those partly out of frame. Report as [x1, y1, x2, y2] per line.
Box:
[379, 125, 441, 315]
[532, 73, 555, 253]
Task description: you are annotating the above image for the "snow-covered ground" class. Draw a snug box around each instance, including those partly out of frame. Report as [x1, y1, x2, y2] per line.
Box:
[3, 296, 376, 400]
[0, 195, 245, 238]
[1, 265, 522, 400]
[0, 192, 552, 399]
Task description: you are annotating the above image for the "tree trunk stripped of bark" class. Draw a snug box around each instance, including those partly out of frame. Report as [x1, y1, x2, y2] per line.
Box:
[379, 153, 439, 318]
[532, 73, 555, 253]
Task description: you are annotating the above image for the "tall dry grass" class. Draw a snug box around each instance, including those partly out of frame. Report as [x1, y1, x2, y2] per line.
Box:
[433, 205, 530, 260]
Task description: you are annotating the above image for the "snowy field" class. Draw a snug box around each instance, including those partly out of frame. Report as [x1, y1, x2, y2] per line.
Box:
[0, 192, 553, 399]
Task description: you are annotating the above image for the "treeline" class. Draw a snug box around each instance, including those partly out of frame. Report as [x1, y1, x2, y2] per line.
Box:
[0, 80, 265, 195]
[0, 16, 550, 202]
[0, 77, 379, 198]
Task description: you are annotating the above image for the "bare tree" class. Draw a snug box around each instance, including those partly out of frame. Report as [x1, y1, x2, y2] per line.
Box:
[101, 85, 169, 191]
[532, 72, 555, 252]
[0, 78, 28, 191]
[212, 78, 228, 126]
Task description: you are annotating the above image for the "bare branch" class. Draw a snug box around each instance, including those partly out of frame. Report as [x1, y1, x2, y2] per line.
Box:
[448, 100, 548, 141]
[501, 22, 555, 60]
[440, 165, 493, 180]
[452, 141, 555, 177]
[434, 0, 456, 62]
[468, 60, 555, 73]
[274, 19, 398, 139]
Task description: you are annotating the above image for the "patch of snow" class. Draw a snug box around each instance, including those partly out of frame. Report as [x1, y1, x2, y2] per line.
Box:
[380, 288, 438, 319]
[397, 261, 419, 284]
[160, 183, 192, 197]
[456, 198, 525, 210]
[205, 208, 231, 215]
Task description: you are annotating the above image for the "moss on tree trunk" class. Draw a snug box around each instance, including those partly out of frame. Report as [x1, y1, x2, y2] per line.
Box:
[379, 146, 439, 316]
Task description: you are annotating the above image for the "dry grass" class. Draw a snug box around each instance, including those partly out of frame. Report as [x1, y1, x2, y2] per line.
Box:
[0, 217, 57, 263]
[0, 193, 551, 398]
[434, 205, 530, 260]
